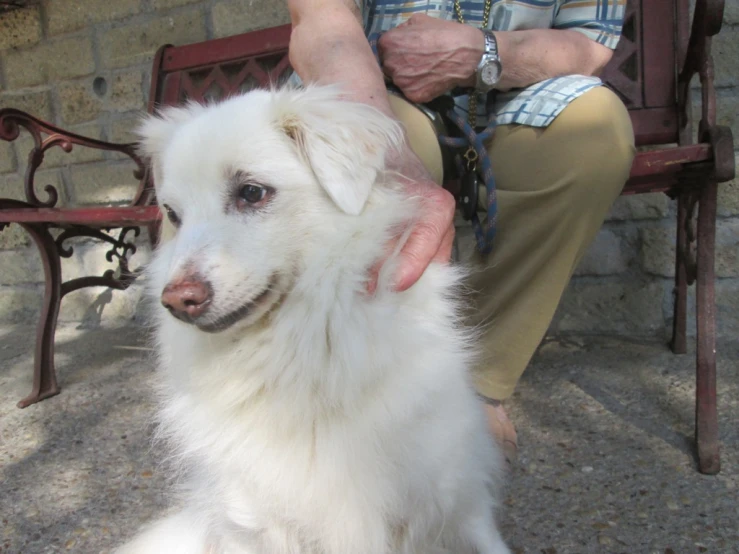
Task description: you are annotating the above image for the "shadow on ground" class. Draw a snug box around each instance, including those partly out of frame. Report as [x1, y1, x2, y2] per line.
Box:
[0, 325, 737, 553]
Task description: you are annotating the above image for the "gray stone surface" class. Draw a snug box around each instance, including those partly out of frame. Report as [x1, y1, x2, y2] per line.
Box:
[0, 250, 44, 285]
[606, 194, 671, 222]
[44, 0, 143, 37]
[100, 10, 207, 69]
[718, 154, 739, 216]
[3, 36, 96, 89]
[0, 90, 54, 123]
[0, 141, 17, 175]
[725, 3, 739, 25]
[555, 280, 666, 336]
[0, 324, 737, 553]
[0, 6, 42, 51]
[211, 0, 290, 38]
[713, 25, 739, 88]
[68, 162, 142, 205]
[574, 229, 630, 277]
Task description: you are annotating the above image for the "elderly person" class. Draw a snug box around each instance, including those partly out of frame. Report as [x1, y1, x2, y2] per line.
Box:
[287, 0, 635, 461]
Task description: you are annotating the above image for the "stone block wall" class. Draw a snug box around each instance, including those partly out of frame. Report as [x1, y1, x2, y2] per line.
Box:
[0, 0, 289, 326]
[0, 1, 737, 340]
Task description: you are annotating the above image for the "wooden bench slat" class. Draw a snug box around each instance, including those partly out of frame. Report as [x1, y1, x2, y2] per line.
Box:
[630, 144, 712, 177]
[629, 107, 680, 147]
[0, 206, 161, 226]
[161, 24, 292, 72]
[642, 0, 677, 108]
[620, 144, 714, 194]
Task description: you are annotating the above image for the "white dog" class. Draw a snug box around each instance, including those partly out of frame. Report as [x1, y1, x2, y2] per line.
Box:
[118, 85, 510, 554]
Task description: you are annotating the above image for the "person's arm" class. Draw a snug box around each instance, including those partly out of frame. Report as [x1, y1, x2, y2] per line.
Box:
[288, 1, 394, 116]
[477, 28, 614, 92]
[288, 0, 456, 293]
[379, 12, 619, 102]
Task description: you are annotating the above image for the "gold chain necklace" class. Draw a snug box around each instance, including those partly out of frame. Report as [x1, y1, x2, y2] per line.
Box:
[453, 0, 492, 171]
[453, 0, 492, 29]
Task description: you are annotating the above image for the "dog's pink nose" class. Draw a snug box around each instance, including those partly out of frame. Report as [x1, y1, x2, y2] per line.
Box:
[161, 278, 212, 321]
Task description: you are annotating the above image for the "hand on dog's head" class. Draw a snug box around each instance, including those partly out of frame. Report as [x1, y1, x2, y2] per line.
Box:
[136, 85, 409, 334]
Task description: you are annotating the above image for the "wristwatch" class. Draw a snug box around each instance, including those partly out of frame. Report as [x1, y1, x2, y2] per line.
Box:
[475, 30, 502, 92]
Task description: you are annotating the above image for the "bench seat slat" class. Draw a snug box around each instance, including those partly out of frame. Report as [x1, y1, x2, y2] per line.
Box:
[630, 144, 712, 177]
[0, 206, 161, 226]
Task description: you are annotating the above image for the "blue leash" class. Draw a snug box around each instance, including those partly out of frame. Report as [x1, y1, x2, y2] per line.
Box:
[369, 33, 497, 255]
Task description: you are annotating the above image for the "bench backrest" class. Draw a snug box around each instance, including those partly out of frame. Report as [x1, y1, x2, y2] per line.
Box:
[148, 25, 292, 112]
[600, 0, 690, 146]
[147, 0, 689, 148]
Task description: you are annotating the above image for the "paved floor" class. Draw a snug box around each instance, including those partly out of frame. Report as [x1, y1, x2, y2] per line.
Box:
[0, 324, 737, 554]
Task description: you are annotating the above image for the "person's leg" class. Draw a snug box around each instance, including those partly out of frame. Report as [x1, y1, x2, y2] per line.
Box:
[467, 86, 635, 406]
[387, 93, 445, 186]
[388, 87, 634, 461]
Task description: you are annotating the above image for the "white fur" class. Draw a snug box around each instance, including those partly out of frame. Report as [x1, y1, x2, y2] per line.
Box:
[118, 85, 510, 554]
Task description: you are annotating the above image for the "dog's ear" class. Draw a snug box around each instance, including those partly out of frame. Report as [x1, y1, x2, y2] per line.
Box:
[135, 102, 204, 185]
[275, 86, 403, 215]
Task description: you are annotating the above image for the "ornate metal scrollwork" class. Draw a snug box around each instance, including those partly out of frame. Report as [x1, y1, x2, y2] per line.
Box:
[54, 225, 144, 294]
[105, 226, 142, 286]
[0, 108, 149, 208]
[679, 190, 701, 286]
[180, 53, 292, 104]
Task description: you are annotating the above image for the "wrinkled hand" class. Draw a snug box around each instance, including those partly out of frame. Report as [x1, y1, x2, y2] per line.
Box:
[367, 148, 456, 294]
[393, 179, 456, 291]
[378, 14, 483, 103]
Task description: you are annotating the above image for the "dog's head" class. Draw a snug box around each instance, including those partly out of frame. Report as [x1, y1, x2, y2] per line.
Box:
[137, 86, 403, 333]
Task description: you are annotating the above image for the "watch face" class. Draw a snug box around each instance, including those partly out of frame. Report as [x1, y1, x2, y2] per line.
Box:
[481, 62, 501, 86]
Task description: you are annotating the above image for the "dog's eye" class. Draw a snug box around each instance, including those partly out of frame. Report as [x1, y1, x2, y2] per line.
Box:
[240, 184, 266, 203]
[162, 204, 181, 227]
[236, 184, 272, 209]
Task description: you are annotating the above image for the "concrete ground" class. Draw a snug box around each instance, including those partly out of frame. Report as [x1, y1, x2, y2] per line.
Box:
[0, 323, 737, 554]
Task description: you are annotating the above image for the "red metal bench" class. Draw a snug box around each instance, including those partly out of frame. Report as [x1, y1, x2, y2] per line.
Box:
[0, 0, 734, 474]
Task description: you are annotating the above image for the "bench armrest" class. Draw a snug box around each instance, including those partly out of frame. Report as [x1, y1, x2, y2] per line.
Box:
[0, 108, 149, 208]
[677, 0, 734, 182]
[678, 0, 725, 133]
[680, 0, 725, 78]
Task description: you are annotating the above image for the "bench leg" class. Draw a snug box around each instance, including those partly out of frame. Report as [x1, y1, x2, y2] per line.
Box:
[671, 192, 690, 354]
[17, 223, 62, 409]
[695, 182, 720, 474]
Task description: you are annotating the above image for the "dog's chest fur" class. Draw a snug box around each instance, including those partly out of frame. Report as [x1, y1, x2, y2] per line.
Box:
[154, 265, 492, 554]
[122, 86, 509, 554]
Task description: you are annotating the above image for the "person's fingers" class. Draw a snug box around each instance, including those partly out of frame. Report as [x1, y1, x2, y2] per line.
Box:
[376, 31, 391, 60]
[402, 85, 437, 104]
[408, 13, 434, 26]
[393, 186, 456, 292]
[376, 33, 396, 79]
[433, 221, 455, 265]
[381, 62, 394, 80]
[365, 233, 401, 295]
[366, 185, 455, 295]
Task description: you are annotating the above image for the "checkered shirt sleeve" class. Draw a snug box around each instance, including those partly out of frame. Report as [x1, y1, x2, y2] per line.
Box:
[553, 0, 626, 50]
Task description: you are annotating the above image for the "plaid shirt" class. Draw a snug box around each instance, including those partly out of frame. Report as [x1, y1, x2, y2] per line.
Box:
[362, 0, 626, 128]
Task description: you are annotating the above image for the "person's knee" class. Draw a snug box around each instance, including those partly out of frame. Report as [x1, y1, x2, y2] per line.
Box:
[556, 87, 635, 201]
[574, 87, 634, 168]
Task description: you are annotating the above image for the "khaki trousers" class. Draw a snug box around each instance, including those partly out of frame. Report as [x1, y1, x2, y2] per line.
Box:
[389, 86, 635, 400]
